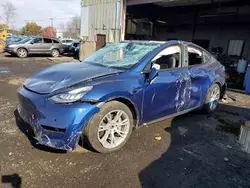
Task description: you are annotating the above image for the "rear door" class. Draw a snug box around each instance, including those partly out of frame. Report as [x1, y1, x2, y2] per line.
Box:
[184, 44, 215, 109]
[43, 38, 53, 53]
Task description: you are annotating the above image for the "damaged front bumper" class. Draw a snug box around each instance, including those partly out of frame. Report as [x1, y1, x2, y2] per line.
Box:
[17, 86, 100, 151]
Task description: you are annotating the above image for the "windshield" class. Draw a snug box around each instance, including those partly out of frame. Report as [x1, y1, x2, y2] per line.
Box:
[83, 42, 161, 69]
[19, 37, 32, 43]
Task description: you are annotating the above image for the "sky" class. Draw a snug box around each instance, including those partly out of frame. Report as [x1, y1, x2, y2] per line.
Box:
[0, 0, 81, 30]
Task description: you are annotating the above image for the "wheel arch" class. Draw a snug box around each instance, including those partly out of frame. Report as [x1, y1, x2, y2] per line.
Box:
[214, 81, 226, 99]
[51, 48, 59, 51]
[105, 97, 140, 128]
[202, 80, 224, 105]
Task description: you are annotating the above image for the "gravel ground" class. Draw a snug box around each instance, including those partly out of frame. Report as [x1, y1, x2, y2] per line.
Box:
[0, 57, 250, 188]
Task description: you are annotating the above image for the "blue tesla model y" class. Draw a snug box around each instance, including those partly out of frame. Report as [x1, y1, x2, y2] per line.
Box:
[17, 40, 225, 153]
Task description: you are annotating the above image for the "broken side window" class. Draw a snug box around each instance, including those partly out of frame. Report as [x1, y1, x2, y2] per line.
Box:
[187, 46, 203, 66]
[152, 46, 181, 70]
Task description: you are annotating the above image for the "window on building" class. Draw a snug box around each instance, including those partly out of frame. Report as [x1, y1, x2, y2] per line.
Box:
[228, 40, 244, 56]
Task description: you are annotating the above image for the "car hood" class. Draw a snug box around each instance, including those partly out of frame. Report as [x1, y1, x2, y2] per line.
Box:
[24, 62, 123, 94]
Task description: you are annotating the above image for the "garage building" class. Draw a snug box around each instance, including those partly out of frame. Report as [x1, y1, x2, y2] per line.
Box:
[80, 0, 250, 61]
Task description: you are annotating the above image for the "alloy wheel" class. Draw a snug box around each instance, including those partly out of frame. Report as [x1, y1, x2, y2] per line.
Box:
[209, 86, 220, 111]
[97, 110, 130, 149]
[18, 49, 27, 58]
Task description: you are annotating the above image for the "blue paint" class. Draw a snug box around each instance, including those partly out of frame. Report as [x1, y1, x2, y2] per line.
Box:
[246, 65, 250, 93]
[17, 40, 225, 151]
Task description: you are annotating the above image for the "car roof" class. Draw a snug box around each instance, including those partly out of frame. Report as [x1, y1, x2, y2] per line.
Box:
[122, 40, 208, 52]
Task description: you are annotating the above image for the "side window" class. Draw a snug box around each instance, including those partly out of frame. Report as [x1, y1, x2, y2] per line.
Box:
[44, 38, 52, 43]
[188, 46, 203, 66]
[151, 46, 181, 70]
[203, 51, 211, 64]
[33, 38, 43, 44]
[53, 39, 59, 43]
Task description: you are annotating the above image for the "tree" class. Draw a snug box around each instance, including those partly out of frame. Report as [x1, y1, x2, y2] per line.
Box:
[0, 24, 8, 30]
[41, 26, 56, 37]
[65, 15, 81, 38]
[0, 2, 17, 28]
[21, 22, 42, 36]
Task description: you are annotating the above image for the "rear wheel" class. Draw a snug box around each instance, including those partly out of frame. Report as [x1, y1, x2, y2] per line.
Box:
[51, 49, 59, 57]
[17, 48, 28, 58]
[83, 101, 133, 153]
[203, 83, 221, 113]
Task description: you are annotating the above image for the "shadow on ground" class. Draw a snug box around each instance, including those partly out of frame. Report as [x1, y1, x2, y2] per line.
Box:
[4, 53, 79, 60]
[139, 103, 250, 188]
[1, 173, 22, 188]
[14, 110, 67, 154]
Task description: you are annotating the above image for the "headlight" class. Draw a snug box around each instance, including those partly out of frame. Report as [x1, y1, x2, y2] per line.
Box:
[8, 45, 15, 48]
[49, 86, 93, 103]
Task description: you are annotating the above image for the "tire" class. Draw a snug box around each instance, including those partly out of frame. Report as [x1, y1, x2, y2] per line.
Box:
[51, 49, 60, 57]
[83, 101, 133, 153]
[17, 48, 28, 58]
[203, 83, 221, 113]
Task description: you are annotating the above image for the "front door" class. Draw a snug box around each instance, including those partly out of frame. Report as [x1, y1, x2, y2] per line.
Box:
[142, 45, 191, 123]
[28, 38, 43, 53]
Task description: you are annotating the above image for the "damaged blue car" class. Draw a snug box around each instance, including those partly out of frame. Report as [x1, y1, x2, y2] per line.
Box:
[17, 40, 225, 153]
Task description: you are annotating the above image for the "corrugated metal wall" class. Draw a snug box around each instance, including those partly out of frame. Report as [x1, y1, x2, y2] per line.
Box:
[82, 0, 118, 6]
[81, 0, 123, 42]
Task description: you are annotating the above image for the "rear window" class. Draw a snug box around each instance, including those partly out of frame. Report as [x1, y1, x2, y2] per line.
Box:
[44, 38, 52, 43]
[203, 51, 211, 63]
[53, 39, 59, 43]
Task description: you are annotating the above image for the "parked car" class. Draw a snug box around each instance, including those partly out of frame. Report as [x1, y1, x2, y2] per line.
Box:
[61, 39, 75, 53]
[5, 37, 65, 58]
[5, 36, 23, 45]
[61, 39, 74, 46]
[17, 40, 226, 153]
[68, 40, 80, 58]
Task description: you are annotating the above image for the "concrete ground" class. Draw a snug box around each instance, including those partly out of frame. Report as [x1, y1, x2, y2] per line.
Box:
[0, 56, 250, 188]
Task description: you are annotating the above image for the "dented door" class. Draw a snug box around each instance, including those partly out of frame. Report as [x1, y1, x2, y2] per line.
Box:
[142, 67, 191, 123]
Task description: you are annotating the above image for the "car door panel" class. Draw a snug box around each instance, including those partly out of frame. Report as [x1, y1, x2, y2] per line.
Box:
[29, 38, 43, 53]
[43, 38, 53, 53]
[188, 61, 225, 109]
[142, 67, 191, 123]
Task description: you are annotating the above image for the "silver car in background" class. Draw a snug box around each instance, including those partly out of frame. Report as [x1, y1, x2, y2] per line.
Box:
[4, 37, 65, 58]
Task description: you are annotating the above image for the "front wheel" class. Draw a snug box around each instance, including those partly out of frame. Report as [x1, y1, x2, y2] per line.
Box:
[203, 83, 221, 113]
[17, 48, 28, 58]
[83, 101, 133, 153]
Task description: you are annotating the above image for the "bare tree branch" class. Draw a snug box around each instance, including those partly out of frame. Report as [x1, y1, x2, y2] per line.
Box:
[1, 1, 17, 28]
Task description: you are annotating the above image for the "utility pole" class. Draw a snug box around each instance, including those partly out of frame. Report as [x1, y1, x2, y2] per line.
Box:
[49, 18, 54, 27]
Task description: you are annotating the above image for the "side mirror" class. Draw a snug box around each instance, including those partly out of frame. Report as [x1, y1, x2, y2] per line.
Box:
[30, 41, 34, 44]
[148, 68, 159, 81]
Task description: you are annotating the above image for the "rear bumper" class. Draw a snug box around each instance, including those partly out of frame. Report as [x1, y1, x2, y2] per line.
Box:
[17, 86, 100, 151]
